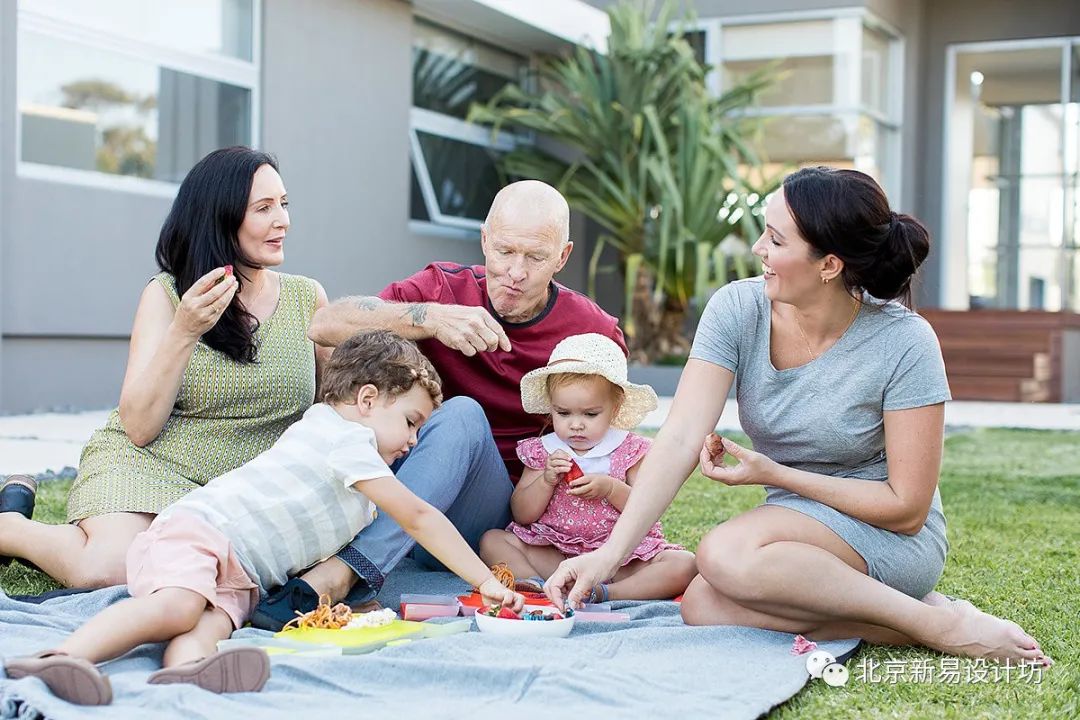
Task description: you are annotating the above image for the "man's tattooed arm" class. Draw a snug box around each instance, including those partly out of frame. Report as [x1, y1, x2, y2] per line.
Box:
[400, 303, 428, 327]
[351, 296, 385, 311]
[310, 294, 437, 346]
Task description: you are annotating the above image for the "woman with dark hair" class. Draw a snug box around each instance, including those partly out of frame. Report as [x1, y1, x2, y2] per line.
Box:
[546, 167, 1052, 666]
[0, 146, 328, 588]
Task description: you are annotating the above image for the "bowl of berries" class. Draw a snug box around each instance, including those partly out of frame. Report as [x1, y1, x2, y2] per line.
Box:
[473, 604, 575, 638]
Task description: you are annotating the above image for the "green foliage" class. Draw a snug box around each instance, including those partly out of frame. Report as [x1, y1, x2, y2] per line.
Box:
[469, 0, 779, 358]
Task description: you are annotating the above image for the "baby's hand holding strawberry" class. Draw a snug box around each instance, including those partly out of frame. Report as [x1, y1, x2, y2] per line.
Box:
[543, 449, 572, 486]
[567, 473, 617, 500]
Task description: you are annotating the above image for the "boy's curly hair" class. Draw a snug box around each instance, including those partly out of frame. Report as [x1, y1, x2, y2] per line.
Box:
[321, 330, 443, 408]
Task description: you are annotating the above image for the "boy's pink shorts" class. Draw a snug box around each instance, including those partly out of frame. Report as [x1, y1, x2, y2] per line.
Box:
[126, 511, 260, 630]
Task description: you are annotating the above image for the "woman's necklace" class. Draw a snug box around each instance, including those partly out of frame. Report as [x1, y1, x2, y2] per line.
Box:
[794, 296, 861, 362]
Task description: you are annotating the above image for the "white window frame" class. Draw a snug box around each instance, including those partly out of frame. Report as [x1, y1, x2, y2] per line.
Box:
[410, 107, 517, 233]
[940, 36, 1080, 310]
[15, 1, 262, 197]
[686, 8, 904, 203]
[409, 18, 532, 238]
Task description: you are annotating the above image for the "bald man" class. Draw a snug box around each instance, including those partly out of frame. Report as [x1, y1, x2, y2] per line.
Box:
[250, 181, 626, 629]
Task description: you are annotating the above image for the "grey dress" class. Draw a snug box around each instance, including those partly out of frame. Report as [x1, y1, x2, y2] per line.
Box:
[689, 278, 951, 598]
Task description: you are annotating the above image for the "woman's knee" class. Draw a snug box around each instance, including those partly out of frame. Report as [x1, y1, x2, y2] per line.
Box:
[67, 514, 150, 588]
[680, 574, 724, 626]
[694, 529, 763, 603]
[64, 550, 129, 588]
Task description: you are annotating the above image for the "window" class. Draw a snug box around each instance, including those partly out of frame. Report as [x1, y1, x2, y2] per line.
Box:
[691, 11, 903, 201]
[943, 39, 1080, 311]
[410, 20, 528, 233]
[17, 0, 258, 190]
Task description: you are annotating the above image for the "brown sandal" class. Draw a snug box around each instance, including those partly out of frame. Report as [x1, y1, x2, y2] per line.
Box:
[147, 647, 270, 694]
[4, 651, 112, 705]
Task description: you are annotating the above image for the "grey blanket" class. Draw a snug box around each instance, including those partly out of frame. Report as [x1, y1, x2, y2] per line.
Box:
[1, 560, 859, 719]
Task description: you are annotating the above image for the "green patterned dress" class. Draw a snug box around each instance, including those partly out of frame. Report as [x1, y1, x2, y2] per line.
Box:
[66, 272, 319, 522]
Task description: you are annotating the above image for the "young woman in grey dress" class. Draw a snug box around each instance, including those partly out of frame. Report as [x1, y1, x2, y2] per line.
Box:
[545, 167, 1051, 667]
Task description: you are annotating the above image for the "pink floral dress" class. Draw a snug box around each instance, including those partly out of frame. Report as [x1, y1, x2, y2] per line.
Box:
[508, 429, 683, 564]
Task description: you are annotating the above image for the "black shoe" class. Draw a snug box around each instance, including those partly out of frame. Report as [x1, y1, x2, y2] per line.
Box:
[1, 474, 37, 567]
[248, 578, 321, 632]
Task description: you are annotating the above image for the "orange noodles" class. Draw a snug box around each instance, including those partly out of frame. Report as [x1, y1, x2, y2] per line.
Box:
[488, 562, 515, 590]
[282, 594, 354, 631]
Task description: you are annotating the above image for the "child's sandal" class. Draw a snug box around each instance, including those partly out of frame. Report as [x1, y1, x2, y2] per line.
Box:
[513, 576, 546, 594]
[147, 647, 270, 694]
[4, 650, 112, 705]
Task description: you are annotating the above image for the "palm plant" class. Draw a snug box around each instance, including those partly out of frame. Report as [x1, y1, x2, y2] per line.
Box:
[468, 0, 778, 361]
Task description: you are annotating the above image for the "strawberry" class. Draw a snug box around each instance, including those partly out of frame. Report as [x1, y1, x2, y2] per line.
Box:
[564, 460, 585, 484]
[224, 264, 233, 276]
[496, 607, 520, 620]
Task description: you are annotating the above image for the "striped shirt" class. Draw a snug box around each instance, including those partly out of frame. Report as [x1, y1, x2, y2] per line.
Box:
[157, 403, 391, 591]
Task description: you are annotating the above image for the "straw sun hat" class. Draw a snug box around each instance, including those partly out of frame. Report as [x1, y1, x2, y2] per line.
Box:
[520, 333, 658, 430]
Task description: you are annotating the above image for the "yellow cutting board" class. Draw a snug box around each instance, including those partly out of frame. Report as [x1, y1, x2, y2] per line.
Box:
[274, 618, 426, 651]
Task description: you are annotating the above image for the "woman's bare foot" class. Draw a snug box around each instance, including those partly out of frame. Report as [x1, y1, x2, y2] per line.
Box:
[929, 601, 1052, 666]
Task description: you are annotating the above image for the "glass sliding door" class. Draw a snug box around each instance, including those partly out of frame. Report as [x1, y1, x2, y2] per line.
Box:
[946, 39, 1080, 311]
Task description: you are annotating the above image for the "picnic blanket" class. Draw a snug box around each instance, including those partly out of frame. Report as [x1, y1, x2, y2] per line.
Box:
[1, 559, 859, 719]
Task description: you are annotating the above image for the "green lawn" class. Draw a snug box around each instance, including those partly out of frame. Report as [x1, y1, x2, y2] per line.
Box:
[2, 428, 1077, 718]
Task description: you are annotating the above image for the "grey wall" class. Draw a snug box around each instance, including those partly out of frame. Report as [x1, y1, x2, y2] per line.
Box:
[0, 0, 171, 412]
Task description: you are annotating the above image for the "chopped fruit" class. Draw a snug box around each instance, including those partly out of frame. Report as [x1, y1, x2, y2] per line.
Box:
[496, 607, 520, 620]
[564, 460, 585, 484]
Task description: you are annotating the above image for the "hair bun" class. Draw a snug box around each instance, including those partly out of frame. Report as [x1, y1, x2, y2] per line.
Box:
[862, 212, 930, 301]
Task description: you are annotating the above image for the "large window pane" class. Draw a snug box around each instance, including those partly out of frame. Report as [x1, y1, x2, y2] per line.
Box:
[413, 132, 505, 223]
[721, 20, 835, 107]
[754, 113, 892, 189]
[684, 29, 707, 68]
[19, 31, 251, 182]
[25, 0, 253, 60]
[412, 21, 524, 121]
[952, 45, 1072, 309]
[862, 26, 891, 115]
[723, 56, 833, 107]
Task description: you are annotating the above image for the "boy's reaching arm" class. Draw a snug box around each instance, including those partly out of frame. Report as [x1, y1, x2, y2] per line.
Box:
[352, 475, 524, 611]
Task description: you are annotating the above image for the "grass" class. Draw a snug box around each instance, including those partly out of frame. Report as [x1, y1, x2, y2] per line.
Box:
[2, 428, 1077, 718]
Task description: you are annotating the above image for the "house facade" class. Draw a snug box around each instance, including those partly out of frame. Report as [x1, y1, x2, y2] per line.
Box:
[0, 0, 609, 412]
[586, 0, 1080, 401]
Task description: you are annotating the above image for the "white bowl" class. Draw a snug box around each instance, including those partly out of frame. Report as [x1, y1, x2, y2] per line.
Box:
[473, 605, 575, 638]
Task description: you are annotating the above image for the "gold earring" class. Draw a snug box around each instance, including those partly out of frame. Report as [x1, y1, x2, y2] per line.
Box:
[822, 276, 829, 285]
